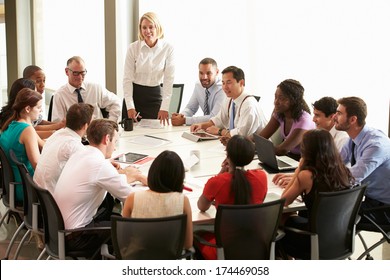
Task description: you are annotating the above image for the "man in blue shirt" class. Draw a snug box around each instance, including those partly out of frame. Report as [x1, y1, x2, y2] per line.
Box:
[171, 58, 225, 126]
[335, 96, 390, 224]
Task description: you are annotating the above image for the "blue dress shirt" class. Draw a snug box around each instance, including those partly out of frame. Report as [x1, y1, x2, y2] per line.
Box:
[340, 126, 390, 204]
[180, 77, 225, 125]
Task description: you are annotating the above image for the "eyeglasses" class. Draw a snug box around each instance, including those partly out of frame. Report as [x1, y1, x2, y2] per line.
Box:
[67, 68, 87, 76]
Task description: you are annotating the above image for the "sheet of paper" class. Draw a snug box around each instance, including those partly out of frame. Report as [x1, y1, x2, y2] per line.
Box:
[137, 119, 164, 129]
[128, 135, 169, 147]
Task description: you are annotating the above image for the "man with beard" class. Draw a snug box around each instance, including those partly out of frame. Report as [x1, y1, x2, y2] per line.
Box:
[171, 58, 225, 126]
[335, 96, 390, 224]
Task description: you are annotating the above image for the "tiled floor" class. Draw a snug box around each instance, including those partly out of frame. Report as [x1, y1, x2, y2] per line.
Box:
[1, 201, 389, 260]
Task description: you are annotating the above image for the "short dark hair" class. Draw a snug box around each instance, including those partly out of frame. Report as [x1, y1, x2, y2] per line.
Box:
[22, 65, 43, 79]
[337, 96, 367, 127]
[66, 103, 94, 131]
[222, 66, 245, 84]
[312, 96, 338, 117]
[199, 57, 217, 68]
[147, 150, 185, 193]
[86, 119, 118, 145]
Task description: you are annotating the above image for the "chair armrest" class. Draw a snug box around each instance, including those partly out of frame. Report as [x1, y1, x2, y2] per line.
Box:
[283, 226, 319, 259]
[101, 244, 116, 260]
[274, 229, 285, 242]
[57, 227, 111, 260]
[9, 181, 22, 210]
[32, 202, 40, 231]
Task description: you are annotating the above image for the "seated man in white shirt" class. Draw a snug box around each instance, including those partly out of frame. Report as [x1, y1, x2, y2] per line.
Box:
[312, 96, 349, 151]
[51, 56, 121, 123]
[171, 58, 225, 126]
[34, 103, 95, 194]
[54, 119, 147, 257]
[191, 66, 267, 145]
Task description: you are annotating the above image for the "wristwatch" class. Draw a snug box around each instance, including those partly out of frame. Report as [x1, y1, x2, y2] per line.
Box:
[218, 128, 223, 136]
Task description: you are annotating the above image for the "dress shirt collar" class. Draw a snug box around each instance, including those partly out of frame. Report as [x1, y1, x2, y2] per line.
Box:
[140, 38, 163, 50]
[207, 76, 222, 95]
[66, 82, 86, 93]
[353, 125, 368, 146]
[232, 91, 248, 105]
[63, 127, 83, 140]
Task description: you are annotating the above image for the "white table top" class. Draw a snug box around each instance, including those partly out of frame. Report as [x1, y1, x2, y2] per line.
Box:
[115, 123, 304, 224]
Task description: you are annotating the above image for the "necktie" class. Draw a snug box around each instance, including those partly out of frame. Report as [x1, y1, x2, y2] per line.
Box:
[229, 101, 235, 130]
[351, 141, 356, 166]
[75, 88, 83, 103]
[204, 89, 210, 115]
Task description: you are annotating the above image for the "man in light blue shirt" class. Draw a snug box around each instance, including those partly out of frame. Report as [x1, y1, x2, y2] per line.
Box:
[171, 58, 225, 126]
[335, 96, 390, 224]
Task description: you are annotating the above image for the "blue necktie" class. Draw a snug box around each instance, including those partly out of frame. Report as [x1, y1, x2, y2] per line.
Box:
[75, 88, 83, 103]
[229, 101, 235, 130]
[204, 89, 210, 115]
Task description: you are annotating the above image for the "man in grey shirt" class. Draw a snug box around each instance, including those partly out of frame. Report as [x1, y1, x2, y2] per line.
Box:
[171, 58, 225, 126]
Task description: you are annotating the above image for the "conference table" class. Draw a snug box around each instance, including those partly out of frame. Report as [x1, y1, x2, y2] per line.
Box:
[114, 120, 304, 224]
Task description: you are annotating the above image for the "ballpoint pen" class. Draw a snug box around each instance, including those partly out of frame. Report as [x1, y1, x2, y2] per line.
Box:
[183, 185, 193, 192]
[144, 135, 170, 142]
[135, 112, 140, 119]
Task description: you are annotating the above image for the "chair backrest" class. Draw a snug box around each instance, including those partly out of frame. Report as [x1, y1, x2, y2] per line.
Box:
[168, 84, 184, 115]
[309, 184, 366, 259]
[30, 177, 65, 257]
[47, 95, 53, 121]
[215, 199, 285, 260]
[111, 214, 187, 260]
[9, 149, 39, 229]
[0, 145, 15, 207]
[121, 84, 185, 121]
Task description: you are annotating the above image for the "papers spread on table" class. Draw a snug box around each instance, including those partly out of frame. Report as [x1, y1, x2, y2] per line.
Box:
[137, 119, 164, 129]
[128, 135, 171, 147]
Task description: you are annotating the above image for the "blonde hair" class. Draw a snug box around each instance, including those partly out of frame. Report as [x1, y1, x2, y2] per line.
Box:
[138, 12, 164, 40]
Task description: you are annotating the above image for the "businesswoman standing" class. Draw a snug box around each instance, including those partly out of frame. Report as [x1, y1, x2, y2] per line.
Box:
[123, 12, 175, 125]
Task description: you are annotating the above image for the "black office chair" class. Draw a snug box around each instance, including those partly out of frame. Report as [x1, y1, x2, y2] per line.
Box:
[281, 184, 366, 260]
[0, 146, 23, 231]
[121, 84, 185, 121]
[355, 204, 390, 260]
[47, 95, 53, 121]
[3, 150, 44, 259]
[194, 199, 285, 260]
[30, 178, 110, 260]
[102, 214, 190, 260]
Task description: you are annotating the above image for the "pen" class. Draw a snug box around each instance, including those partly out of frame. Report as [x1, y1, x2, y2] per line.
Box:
[135, 112, 140, 119]
[183, 185, 193, 192]
[144, 135, 170, 142]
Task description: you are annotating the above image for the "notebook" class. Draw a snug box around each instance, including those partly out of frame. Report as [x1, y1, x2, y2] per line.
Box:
[182, 130, 219, 142]
[253, 134, 299, 171]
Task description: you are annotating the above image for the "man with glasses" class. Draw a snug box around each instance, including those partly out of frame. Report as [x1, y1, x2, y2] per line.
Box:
[51, 56, 121, 123]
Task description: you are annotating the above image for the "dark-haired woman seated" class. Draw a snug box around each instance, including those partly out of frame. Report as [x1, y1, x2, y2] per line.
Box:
[122, 150, 193, 250]
[195, 135, 268, 259]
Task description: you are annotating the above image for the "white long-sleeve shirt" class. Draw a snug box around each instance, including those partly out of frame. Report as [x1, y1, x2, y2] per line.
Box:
[123, 39, 175, 111]
[52, 82, 121, 123]
[211, 93, 267, 137]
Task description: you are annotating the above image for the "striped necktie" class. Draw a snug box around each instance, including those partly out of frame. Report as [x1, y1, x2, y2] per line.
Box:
[75, 88, 83, 103]
[204, 89, 210, 115]
[229, 101, 235, 130]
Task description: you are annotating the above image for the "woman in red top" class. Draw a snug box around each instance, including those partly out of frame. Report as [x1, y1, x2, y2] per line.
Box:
[196, 135, 268, 259]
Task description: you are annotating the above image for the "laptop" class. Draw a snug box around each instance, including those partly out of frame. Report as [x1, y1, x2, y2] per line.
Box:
[182, 130, 219, 142]
[253, 134, 299, 171]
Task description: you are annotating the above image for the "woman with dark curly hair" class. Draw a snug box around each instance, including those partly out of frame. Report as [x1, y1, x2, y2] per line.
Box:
[279, 129, 355, 258]
[257, 79, 315, 160]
